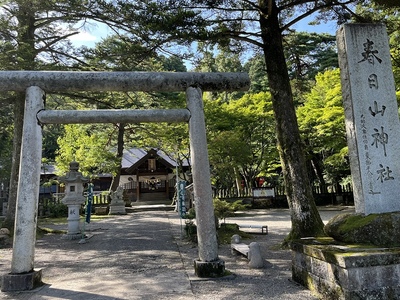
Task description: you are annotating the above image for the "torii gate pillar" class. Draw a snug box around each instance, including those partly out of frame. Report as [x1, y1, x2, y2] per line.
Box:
[186, 87, 224, 276]
[2, 86, 45, 291]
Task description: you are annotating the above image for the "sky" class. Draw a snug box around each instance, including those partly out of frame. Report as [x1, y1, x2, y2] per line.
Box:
[67, 15, 338, 71]
[292, 14, 339, 35]
[69, 30, 98, 47]
[68, 14, 338, 48]
[68, 20, 112, 48]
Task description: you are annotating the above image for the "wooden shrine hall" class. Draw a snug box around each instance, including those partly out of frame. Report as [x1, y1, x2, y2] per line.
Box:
[119, 148, 189, 203]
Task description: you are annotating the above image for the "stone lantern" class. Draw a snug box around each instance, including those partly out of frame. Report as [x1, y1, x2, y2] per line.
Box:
[59, 161, 89, 240]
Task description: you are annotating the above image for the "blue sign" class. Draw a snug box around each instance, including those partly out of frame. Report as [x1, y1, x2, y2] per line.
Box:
[85, 184, 93, 223]
[178, 181, 186, 218]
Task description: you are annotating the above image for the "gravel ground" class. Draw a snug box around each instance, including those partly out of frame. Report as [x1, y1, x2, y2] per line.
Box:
[0, 206, 353, 299]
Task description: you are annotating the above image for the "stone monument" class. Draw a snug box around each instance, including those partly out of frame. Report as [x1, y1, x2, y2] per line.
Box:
[59, 161, 89, 240]
[291, 24, 400, 300]
[337, 23, 400, 215]
[109, 186, 127, 215]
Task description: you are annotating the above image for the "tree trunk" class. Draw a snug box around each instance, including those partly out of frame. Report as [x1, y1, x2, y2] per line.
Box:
[310, 153, 327, 193]
[3, 5, 37, 229]
[258, 0, 325, 242]
[233, 167, 242, 196]
[109, 123, 125, 192]
[3, 94, 24, 229]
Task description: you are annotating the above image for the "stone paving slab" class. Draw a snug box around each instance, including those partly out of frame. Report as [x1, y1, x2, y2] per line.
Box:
[0, 206, 353, 299]
[0, 212, 194, 299]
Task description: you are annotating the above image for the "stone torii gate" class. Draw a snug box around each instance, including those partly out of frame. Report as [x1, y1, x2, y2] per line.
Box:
[0, 71, 250, 291]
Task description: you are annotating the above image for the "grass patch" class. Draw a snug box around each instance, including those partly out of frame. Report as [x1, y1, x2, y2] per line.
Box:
[217, 223, 253, 244]
[38, 217, 67, 225]
[37, 226, 67, 235]
[36, 226, 66, 239]
[38, 214, 112, 225]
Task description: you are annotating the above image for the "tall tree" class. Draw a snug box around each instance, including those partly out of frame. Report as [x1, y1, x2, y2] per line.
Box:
[206, 91, 277, 196]
[297, 69, 348, 190]
[99, 0, 362, 240]
[373, 0, 399, 7]
[0, 103, 13, 186]
[244, 53, 269, 93]
[284, 31, 338, 100]
[0, 0, 100, 228]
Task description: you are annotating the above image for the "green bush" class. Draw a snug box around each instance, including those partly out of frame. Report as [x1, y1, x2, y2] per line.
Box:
[183, 199, 249, 243]
[47, 202, 68, 218]
[217, 223, 252, 244]
[213, 199, 249, 224]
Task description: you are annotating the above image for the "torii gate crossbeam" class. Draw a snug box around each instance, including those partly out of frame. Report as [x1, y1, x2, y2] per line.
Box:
[0, 71, 250, 291]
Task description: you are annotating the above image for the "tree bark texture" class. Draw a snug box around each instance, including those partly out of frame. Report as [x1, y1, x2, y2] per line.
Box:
[258, 0, 324, 240]
[4, 4, 37, 229]
[109, 124, 125, 192]
[4, 94, 24, 228]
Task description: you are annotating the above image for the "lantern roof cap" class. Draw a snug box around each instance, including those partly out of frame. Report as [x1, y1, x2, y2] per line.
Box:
[59, 161, 89, 183]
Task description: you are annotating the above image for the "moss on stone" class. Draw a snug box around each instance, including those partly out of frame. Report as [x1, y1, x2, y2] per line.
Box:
[338, 214, 378, 232]
[324, 211, 400, 247]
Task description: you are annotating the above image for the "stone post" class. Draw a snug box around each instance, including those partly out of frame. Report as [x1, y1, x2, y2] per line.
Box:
[59, 161, 89, 239]
[186, 87, 225, 277]
[1, 86, 45, 291]
[109, 186, 127, 215]
[337, 24, 400, 214]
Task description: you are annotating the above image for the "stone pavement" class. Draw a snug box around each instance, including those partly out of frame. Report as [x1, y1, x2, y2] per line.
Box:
[0, 206, 354, 299]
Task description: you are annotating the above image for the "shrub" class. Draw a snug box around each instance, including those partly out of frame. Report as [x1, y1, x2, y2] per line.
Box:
[47, 202, 68, 218]
[213, 199, 249, 224]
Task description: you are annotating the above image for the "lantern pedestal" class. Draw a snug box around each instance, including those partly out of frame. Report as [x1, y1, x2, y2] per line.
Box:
[59, 161, 89, 240]
[62, 203, 83, 240]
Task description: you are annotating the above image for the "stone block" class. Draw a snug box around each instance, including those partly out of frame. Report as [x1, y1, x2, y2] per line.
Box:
[194, 259, 225, 278]
[109, 205, 127, 215]
[95, 207, 108, 215]
[291, 239, 400, 299]
[1, 269, 42, 292]
[248, 242, 263, 268]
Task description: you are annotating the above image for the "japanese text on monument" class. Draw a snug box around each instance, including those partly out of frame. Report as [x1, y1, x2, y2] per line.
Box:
[358, 38, 394, 193]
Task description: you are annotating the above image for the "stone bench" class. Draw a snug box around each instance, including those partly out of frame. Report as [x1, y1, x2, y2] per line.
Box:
[231, 242, 250, 257]
[238, 224, 268, 234]
[231, 234, 263, 268]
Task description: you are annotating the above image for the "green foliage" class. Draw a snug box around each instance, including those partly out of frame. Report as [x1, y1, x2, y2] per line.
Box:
[184, 208, 197, 241]
[82, 35, 161, 71]
[284, 32, 338, 84]
[372, 0, 399, 8]
[297, 69, 349, 185]
[55, 124, 119, 176]
[0, 102, 13, 183]
[243, 54, 269, 93]
[184, 207, 196, 220]
[42, 124, 64, 161]
[213, 199, 248, 224]
[206, 91, 279, 192]
[46, 201, 68, 218]
[217, 223, 252, 244]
